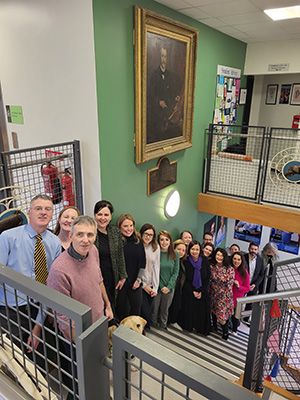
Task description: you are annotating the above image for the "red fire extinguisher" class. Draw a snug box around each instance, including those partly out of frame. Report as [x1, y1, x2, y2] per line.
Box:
[292, 115, 300, 129]
[61, 168, 75, 207]
[41, 162, 62, 204]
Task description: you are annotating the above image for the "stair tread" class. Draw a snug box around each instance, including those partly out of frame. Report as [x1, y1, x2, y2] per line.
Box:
[146, 326, 249, 381]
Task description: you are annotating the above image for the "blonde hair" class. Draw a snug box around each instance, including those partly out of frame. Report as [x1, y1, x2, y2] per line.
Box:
[116, 213, 140, 244]
[173, 239, 187, 259]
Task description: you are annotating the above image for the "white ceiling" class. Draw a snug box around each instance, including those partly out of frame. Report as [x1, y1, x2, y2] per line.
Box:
[154, 0, 300, 43]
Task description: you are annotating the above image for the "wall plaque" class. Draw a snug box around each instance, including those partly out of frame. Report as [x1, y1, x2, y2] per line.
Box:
[147, 157, 177, 195]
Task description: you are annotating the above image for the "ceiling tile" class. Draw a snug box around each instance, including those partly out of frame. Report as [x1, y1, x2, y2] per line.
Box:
[179, 7, 213, 19]
[217, 26, 243, 35]
[198, 0, 259, 17]
[200, 17, 228, 28]
[154, 0, 300, 43]
[218, 11, 270, 25]
[154, 0, 191, 10]
[249, 0, 300, 11]
[184, 0, 232, 6]
[233, 21, 285, 33]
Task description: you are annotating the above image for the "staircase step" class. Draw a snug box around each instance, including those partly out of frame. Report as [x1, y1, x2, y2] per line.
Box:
[146, 325, 249, 381]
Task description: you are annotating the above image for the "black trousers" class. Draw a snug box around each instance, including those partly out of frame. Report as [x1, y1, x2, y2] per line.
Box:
[141, 290, 154, 326]
[116, 280, 142, 321]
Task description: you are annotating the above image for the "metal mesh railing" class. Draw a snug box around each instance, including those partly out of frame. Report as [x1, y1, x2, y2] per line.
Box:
[0, 264, 108, 400]
[0, 141, 83, 231]
[204, 125, 300, 209]
[241, 257, 300, 395]
[262, 127, 300, 208]
[112, 325, 258, 400]
[205, 124, 266, 201]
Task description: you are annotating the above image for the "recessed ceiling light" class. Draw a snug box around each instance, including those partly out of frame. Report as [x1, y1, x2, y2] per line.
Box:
[264, 5, 300, 21]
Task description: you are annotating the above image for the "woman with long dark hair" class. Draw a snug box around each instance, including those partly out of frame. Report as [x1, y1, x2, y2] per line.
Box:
[230, 251, 250, 334]
[168, 239, 187, 326]
[94, 200, 127, 315]
[140, 223, 160, 326]
[209, 248, 234, 340]
[178, 240, 211, 335]
[202, 242, 214, 261]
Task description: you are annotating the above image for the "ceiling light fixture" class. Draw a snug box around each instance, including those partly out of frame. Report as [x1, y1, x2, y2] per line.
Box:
[264, 5, 300, 21]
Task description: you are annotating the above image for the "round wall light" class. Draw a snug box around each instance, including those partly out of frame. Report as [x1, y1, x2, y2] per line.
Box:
[164, 189, 180, 219]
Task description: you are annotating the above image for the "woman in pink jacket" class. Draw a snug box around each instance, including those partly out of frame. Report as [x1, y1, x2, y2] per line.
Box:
[230, 251, 250, 334]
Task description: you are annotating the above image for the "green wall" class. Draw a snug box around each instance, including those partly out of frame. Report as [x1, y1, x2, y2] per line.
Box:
[93, 0, 247, 239]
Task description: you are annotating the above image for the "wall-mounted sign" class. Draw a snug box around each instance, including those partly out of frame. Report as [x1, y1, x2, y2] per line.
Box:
[6, 105, 24, 124]
[268, 64, 289, 72]
[217, 65, 241, 78]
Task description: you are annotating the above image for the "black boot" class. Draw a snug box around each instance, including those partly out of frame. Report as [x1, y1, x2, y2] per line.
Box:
[221, 320, 229, 340]
[211, 314, 218, 332]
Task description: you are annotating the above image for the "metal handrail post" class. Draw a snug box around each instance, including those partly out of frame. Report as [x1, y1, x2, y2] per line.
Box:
[243, 301, 263, 390]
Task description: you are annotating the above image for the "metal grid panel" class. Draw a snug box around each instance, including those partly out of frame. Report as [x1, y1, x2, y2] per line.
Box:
[123, 357, 205, 399]
[112, 326, 258, 400]
[247, 259, 300, 394]
[0, 287, 79, 400]
[262, 128, 300, 208]
[0, 265, 96, 400]
[0, 141, 83, 230]
[205, 125, 266, 201]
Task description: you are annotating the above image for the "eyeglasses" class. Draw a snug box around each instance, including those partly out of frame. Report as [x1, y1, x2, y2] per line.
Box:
[143, 232, 154, 238]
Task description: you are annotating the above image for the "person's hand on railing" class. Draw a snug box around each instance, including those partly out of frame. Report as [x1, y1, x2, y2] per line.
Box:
[26, 324, 42, 352]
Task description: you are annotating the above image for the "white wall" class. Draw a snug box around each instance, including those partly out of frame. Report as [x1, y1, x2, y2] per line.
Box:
[226, 218, 298, 262]
[244, 39, 300, 76]
[0, 0, 101, 215]
[249, 73, 300, 128]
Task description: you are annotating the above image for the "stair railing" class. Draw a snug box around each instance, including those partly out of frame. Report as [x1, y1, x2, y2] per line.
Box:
[235, 288, 300, 394]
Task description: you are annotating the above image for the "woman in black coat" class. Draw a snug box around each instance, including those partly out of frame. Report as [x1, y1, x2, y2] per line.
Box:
[178, 240, 211, 335]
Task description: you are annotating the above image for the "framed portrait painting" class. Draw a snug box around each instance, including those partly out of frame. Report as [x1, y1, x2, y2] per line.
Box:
[134, 6, 198, 164]
[290, 84, 300, 105]
[265, 84, 278, 105]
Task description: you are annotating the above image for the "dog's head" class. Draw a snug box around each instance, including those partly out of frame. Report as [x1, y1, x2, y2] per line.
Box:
[120, 316, 147, 335]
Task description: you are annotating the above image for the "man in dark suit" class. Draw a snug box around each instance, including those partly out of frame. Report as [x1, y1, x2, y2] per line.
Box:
[245, 242, 265, 296]
[244, 242, 265, 316]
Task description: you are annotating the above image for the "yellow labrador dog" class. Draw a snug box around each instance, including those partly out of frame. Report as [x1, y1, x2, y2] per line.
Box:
[108, 315, 147, 346]
[108, 316, 147, 370]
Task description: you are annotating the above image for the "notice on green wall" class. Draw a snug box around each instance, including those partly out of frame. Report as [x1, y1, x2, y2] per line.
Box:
[6, 105, 24, 124]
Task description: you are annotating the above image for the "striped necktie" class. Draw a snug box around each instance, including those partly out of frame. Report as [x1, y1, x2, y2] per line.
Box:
[34, 234, 47, 285]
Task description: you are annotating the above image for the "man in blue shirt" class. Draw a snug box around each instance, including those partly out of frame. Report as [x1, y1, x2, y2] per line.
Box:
[0, 194, 61, 355]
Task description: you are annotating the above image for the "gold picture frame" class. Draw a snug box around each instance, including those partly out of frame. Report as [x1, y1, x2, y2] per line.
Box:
[134, 6, 198, 164]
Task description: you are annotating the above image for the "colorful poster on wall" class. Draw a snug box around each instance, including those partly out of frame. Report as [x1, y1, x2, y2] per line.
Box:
[269, 229, 299, 255]
[279, 84, 292, 104]
[216, 216, 227, 247]
[234, 220, 262, 244]
[213, 65, 241, 128]
[204, 216, 216, 245]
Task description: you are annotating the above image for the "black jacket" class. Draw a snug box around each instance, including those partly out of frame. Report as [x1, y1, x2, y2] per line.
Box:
[244, 253, 265, 295]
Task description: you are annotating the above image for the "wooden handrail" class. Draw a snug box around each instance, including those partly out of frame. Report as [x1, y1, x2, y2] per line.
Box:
[263, 380, 300, 400]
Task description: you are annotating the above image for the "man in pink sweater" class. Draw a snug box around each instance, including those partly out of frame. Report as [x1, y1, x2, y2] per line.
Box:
[47, 215, 113, 341]
[47, 215, 113, 399]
